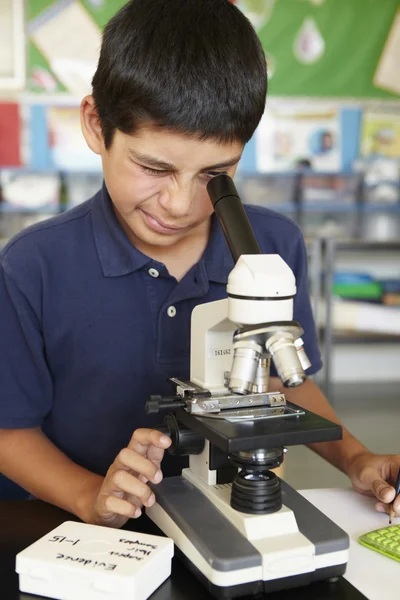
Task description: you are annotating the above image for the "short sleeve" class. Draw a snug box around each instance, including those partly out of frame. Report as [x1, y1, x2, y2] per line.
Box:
[0, 260, 53, 428]
[288, 232, 323, 376]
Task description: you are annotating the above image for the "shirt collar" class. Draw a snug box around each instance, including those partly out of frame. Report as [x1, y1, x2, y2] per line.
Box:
[91, 181, 233, 282]
[92, 183, 152, 277]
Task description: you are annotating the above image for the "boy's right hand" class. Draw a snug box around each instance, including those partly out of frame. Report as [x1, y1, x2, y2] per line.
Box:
[85, 428, 171, 528]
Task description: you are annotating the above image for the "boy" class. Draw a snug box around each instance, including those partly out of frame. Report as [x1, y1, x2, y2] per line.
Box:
[0, 0, 399, 530]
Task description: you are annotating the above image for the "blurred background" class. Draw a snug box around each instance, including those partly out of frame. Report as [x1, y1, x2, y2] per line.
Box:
[0, 0, 399, 495]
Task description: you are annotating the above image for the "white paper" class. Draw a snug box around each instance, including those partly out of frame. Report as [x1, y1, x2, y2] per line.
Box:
[301, 488, 399, 600]
[374, 9, 400, 96]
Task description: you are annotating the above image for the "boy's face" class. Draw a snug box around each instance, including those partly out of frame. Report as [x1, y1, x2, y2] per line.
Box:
[81, 97, 244, 254]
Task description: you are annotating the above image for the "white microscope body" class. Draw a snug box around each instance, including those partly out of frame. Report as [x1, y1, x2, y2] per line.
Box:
[146, 175, 349, 598]
[190, 253, 301, 394]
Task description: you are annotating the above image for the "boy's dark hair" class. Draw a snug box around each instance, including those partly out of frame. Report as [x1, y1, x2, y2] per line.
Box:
[92, 0, 267, 148]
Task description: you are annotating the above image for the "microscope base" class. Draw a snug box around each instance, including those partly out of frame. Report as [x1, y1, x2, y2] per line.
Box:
[180, 554, 346, 599]
[146, 476, 349, 599]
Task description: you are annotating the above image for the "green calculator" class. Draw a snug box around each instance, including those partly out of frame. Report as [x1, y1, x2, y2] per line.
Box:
[358, 524, 400, 562]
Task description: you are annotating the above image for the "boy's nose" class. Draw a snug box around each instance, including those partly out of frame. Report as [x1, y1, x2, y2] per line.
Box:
[159, 184, 194, 218]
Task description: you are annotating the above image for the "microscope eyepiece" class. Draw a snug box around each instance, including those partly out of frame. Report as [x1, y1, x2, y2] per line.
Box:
[207, 174, 260, 263]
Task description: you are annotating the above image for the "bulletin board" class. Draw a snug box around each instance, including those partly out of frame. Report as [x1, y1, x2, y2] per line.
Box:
[26, 0, 126, 95]
[243, 0, 400, 100]
[27, 0, 400, 100]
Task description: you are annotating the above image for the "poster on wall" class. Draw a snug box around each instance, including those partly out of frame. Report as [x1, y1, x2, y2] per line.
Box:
[360, 110, 400, 159]
[256, 102, 341, 172]
[28, 0, 101, 96]
[48, 106, 101, 170]
[26, 0, 127, 95]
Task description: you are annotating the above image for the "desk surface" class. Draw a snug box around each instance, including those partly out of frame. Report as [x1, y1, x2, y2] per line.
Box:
[0, 488, 390, 600]
[301, 488, 399, 600]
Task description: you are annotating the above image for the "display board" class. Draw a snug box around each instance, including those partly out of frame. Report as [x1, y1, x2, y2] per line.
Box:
[27, 0, 400, 100]
[237, 0, 400, 99]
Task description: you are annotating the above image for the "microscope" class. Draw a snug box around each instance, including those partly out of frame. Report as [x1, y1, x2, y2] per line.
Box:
[145, 175, 349, 598]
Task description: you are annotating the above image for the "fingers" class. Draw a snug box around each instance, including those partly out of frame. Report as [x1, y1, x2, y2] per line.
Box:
[110, 469, 156, 507]
[371, 477, 396, 504]
[375, 501, 400, 519]
[395, 494, 400, 515]
[91, 430, 171, 527]
[128, 428, 171, 458]
[103, 495, 143, 519]
[95, 464, 157, 525]
[114, 447, 163, 484]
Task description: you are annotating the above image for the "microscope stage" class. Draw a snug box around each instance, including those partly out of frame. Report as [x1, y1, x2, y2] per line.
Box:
[175, 402, 342, 453]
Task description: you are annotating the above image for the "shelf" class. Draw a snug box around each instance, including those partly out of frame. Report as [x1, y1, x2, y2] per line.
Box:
[359, 203, 400, 213]
[319, 327, 400, 345]
[257, 203, 297, 213]
[301, 202, 400, 213]
[301, 202, 356, 212]
[333, 330, 400, 344]
[237, 170, 355, 178]
[0, 204, 63, 215]
[0, 166, 102, 175]
[248, 201, 400, 214]
[330, 239, 400, 251]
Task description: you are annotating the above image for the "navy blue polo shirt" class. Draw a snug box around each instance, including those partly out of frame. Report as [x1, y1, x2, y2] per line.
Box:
[0, 183, 322, 478]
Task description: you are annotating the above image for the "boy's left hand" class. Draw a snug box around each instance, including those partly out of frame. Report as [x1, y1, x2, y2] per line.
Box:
[347, 452, 400, 518]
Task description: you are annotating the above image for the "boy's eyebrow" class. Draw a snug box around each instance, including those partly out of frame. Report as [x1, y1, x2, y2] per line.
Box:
[129, 151, 242, 172]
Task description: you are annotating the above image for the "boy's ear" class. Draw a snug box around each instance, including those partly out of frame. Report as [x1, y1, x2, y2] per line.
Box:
[80, 95, 104, 155]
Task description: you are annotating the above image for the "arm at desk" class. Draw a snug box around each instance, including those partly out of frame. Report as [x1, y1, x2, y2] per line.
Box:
[0, 426, 171, 528]
[269, 377, 369, 473]
[269, 378, 400, 515]
[0, 427, 102, 521]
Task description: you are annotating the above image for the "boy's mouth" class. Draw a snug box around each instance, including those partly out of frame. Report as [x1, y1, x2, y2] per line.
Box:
[139, 209, 186, 234]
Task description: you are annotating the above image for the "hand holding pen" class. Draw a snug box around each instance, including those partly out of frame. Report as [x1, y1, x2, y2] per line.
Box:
[389, 468, 400, 524]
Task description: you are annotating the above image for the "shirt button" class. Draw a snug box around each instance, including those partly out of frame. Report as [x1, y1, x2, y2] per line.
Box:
[148, 268, 159, 278]
[167, 306, 177, 317]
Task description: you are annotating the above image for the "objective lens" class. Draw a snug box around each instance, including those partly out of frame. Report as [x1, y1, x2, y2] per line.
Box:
[266, 332, 305, 387]
[228, 341, 263, 395]
[252, 355, 270, 394]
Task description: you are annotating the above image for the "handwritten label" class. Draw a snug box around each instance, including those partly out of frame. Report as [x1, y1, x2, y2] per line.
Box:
[56, 554, 117, 571]
[46, 534, 161, 567]
[118, 538, 158, 551]
[110, 551, 144, 561]
[49, 536, 80, 546]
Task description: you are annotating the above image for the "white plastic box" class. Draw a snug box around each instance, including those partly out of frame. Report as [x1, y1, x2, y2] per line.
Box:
[16, 521, 174, 600]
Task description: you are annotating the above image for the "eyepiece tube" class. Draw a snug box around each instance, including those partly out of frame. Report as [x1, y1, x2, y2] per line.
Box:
[207, 174, 261, 263]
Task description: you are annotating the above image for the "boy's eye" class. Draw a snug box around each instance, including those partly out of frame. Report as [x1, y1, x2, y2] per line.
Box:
[207, 170, 228, 178]
[141, 165, 169, 176]
[140, 165, 228, 178]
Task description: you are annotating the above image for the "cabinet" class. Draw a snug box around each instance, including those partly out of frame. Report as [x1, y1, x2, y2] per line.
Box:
[320, 238, 400, 398]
